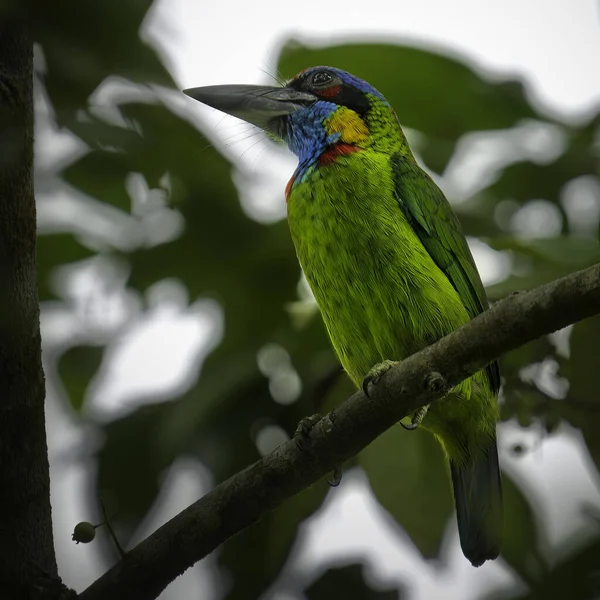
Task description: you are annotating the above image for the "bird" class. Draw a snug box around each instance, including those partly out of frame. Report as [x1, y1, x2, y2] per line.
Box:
[183, 66, 503, 567]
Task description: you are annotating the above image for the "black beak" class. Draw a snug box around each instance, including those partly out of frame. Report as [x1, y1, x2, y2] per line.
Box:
[183, 84, 317, 136]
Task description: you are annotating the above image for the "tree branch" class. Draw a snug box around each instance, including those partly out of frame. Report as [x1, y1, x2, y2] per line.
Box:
[79, 263, 600, 600]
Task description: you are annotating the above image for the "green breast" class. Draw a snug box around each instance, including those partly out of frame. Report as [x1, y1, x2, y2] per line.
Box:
[286, 151, 471, 387]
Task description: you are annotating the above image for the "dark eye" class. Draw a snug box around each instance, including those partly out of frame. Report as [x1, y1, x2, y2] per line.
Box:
[311, 71, 333, 87]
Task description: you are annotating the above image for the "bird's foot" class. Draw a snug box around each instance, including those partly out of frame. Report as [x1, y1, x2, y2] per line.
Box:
[362, 359, 399, 397]
[294, 413, 343, 487]
[400, 404, 430, 431]
[293, 414, 323, 452]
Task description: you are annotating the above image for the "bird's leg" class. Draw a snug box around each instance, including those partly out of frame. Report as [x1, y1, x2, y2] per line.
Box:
[363, 360, 429, 431]
[362, 359, 399, 397]
[400, 404, 429, 431]
[293, 413, 343, 487]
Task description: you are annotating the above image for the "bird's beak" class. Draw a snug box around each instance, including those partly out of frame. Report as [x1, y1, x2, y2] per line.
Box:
[183, 84, 317, 136]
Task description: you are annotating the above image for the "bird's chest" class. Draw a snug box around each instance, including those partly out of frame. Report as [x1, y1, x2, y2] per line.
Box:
[287, 166, 404, 295]
[286, 159, 453, 382]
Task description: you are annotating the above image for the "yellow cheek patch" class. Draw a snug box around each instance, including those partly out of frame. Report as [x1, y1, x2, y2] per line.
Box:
[325, 108, 369, 144]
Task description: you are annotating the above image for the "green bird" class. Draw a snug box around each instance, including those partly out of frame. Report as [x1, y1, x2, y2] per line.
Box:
[184, 66, 503, 566]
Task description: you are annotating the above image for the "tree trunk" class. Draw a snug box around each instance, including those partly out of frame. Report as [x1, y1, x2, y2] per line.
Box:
[0, 23, 58, 599]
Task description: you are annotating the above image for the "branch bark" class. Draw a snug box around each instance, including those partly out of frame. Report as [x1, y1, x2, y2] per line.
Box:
[0, 24, 59, 599]
[79, 263, 600, 600]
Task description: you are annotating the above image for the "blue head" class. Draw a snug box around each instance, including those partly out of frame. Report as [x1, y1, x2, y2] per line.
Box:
[277, 67, 389, 169]
[184, 66, 405, 173]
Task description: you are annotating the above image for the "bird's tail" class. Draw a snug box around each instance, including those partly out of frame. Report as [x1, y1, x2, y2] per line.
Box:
[450, 439, 503, 567]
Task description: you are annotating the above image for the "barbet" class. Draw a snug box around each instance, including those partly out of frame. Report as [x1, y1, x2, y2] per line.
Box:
[184, 67, 503, 566]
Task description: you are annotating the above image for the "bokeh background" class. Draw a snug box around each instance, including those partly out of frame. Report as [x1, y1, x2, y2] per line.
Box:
[29, 0, 600, 598]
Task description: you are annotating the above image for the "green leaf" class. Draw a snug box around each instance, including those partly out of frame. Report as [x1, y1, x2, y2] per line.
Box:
[117, 101, 301, 351]
[57, 345, 104, 412]
[564, 315, 600, 475]
[96, 402, 182, 548]
[487, 237, 600, 300]
[359, 426, 453, 559]
[63, 151, 133, 212]
[37, 232, 96, 300]
[306, 564, 402, 600]
[490, 236, 600, 267]
[501, 475, 547, 585]
[505, 536, 600, 600]
[486, 125, 598, 210]
[32, 0, 174, 118]
[499, 337, 557, 424]
[220, 483, 329, 600]
[566, 315, 600, 406]
[418, 136, 458, 175]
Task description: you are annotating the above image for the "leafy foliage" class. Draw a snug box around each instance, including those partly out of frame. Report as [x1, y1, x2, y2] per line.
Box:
[359, 427, 453, 559]
[31, 5, 600, 600]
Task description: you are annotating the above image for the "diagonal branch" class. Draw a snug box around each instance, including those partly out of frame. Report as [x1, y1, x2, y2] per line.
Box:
[79, 263, 600, 600]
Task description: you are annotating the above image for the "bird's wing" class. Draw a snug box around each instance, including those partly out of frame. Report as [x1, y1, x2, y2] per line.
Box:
[391, 154, 500, 394]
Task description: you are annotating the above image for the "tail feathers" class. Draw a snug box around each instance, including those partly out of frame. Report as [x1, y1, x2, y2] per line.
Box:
[450, 441, 503, 567]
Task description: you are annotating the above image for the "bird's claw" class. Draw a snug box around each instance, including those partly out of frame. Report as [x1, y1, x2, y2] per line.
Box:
[362, 360, 399, 397]
[294, 414, 343, 486]
[400, 404, 429, 431]
[294, 414, 323, 452]
[327, 465, 343, 487]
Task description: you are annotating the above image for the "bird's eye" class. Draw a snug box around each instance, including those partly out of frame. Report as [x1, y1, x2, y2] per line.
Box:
[311, 71, 333, 87]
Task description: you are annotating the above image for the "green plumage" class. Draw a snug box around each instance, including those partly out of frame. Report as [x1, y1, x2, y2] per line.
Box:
[183, 66, 503, 566]
[288, 147, 499, 455]
[286, 89, 502, 567]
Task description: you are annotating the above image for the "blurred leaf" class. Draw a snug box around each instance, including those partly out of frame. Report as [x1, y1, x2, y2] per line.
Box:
[454, 196, 506, 238]
[500, 337, 556, 427]
[96, 402, 181, 547]
[501, 475, 547, 585]
[31, 0, 174, 118]
[63, 151, 133, 212]
[278, 42, 538, 143]
[504, 536, 600, 600]
[487, 237, 600, 300]
[419, 136, 458, 175]
[190, 374, 282, 481]
[37, 232, 96, 300]
[94, 372, 264, 551]
[359, 426, 453, 559]
[306, 563, 402, 600]
[486, 125, 598, 209]
[95, 101, 306, 447]
[501, 338, 555, 388]
[57, 345, 104, 412]
[220, 483, 328, 600]
[564, 315, 600, 474]
[180, 323, 344, 600]
[65, 113, 144, 152]
[117, 101, 298, 337]
[566, 315, 600, 406]
[490, 237, 600, 268]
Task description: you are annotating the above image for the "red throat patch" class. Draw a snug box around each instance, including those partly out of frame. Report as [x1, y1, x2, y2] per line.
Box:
[318, 143, 362, 167]
[285, 144, 362, 201]
[285, 175, 295, 202]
